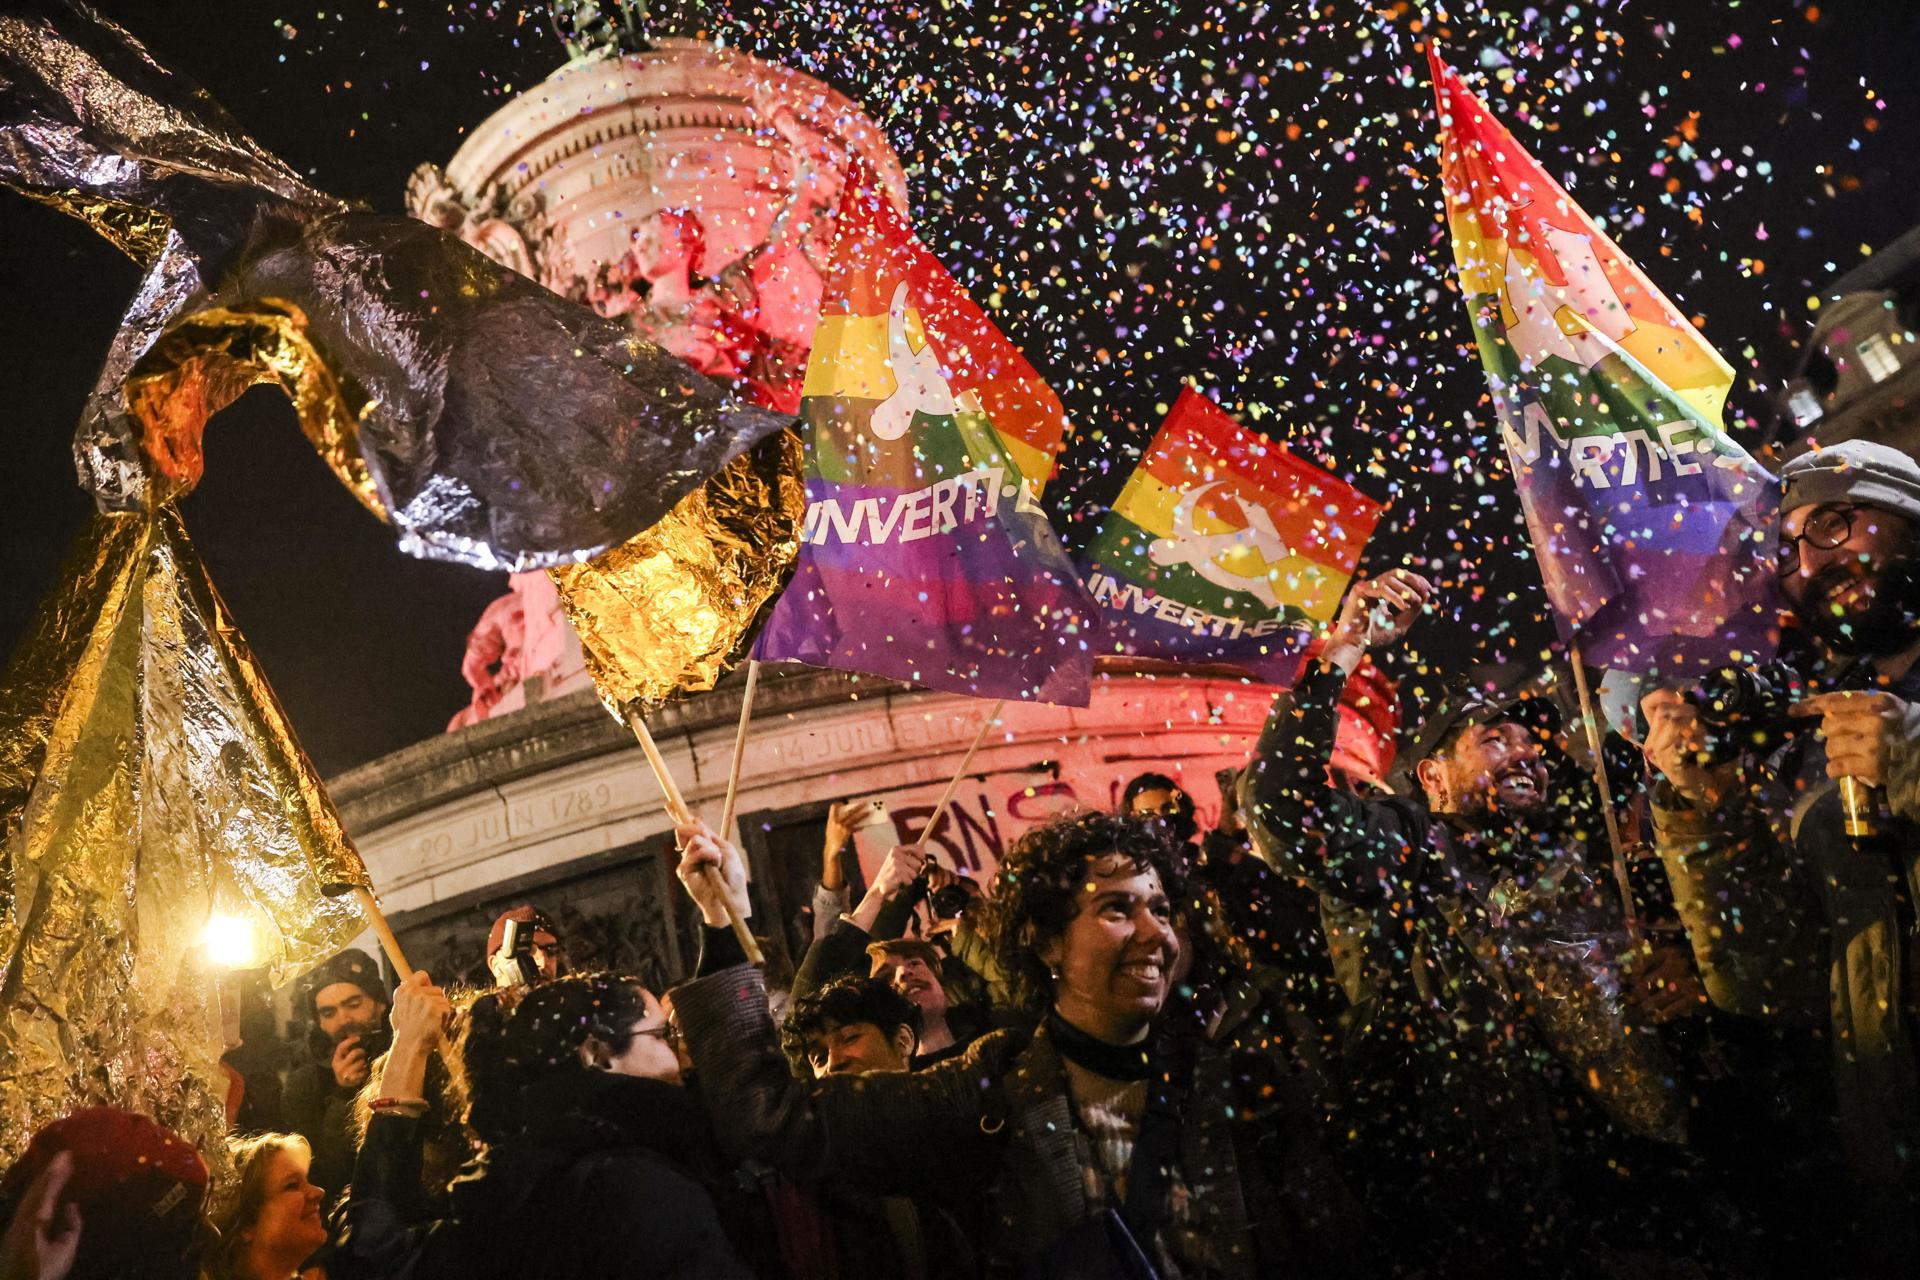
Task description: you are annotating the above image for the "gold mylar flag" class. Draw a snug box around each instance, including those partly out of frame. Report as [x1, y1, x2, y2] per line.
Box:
[0, 505, 369, 1162]
[550, 430, 806, 713]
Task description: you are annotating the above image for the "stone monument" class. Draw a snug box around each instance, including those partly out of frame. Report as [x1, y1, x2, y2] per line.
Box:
[414, 0, 907, 729]
[407, 3, 908, 414]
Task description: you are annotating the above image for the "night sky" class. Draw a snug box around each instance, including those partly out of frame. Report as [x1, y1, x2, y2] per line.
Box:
[3, 0, 1917, 776]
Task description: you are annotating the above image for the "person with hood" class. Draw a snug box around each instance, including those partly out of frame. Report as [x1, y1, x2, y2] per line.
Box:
[285, 950, 390, 1207]
[336, 969, 764, 1279]
[671, 812, 1363, 1279]
[1240, 569, 1719, 1275]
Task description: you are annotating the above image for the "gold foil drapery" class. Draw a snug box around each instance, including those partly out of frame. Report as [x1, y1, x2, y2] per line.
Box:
[552, 430, 806, 711]
[122, 301, 387, 519]
[0, 507, 370, 1165]
[3, 7, 789, 570]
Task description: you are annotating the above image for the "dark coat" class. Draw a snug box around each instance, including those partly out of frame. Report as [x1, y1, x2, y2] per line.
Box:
[672, 963, 1365, 1280]
[1653, 656, 1920, 1201]
[1240, 665, 1694, 1271]
[283, 1058, 360, 1205]
[335, 1069, 759, 1280]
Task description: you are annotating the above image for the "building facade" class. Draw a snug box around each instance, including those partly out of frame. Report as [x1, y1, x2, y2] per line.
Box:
[333, 666, 1277, 988]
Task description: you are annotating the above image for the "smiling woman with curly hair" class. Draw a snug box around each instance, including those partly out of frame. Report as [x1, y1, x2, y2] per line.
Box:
[978, 809, 1188, 1038]
[671, 810, 1365, 1279]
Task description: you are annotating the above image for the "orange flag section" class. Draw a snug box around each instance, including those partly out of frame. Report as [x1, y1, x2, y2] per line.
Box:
[1122, 388, 1381, 578]
[1428, 45, 1733, 427]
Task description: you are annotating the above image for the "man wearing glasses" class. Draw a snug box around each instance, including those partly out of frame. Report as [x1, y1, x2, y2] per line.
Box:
[1641, 437, 1920, 1258]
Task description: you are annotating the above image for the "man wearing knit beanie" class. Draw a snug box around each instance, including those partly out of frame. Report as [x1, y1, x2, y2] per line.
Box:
[1640, 436, 1920, 1255]
[284, 948, 390, 1209]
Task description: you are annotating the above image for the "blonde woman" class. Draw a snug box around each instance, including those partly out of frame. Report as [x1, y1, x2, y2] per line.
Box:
[205, 1134, 328, 1280]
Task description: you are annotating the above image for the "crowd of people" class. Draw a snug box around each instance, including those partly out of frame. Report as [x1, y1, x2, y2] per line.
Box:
[6, 438, 1920, 1278]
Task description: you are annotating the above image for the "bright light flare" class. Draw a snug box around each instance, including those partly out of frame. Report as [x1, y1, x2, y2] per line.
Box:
[201, 914, 259, 969]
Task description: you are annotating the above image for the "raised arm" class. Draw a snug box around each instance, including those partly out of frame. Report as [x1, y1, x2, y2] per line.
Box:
[791, 842, 929, 1000]
[1240, 569, 1434, 902]
[672, 829, 1017, 1197]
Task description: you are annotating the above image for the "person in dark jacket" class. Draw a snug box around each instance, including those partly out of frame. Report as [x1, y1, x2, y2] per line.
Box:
[774, 976, 983, 1280]
[337, 969, 764, 1280]
[1644, 439, 1920, 1266]
[1240, 568, 1731, 1276]
[672, 810, 1365, 1280]
[284, 949, 390, 1208]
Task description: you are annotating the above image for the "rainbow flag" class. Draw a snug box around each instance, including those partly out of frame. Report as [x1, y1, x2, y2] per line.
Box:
[1083, 388, 1380, 683]
[752, 165, 1095, 704]
[1431, 47, 1778, 674]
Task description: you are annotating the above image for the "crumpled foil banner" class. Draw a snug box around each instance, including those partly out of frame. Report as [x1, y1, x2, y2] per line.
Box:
[2, 1, 789, 570]
[552, 430, 807, 711]
[0, 506, 370, 1165]
[122, 300, 385, 519]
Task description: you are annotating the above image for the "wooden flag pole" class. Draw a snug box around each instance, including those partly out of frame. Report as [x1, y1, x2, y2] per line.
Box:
[718, 660, 760, 842]
[353, 886, 416, 982]
[625, 709, 765, 965]
[922, 700, 1006, 842]
[1567, 641, 1643, 942]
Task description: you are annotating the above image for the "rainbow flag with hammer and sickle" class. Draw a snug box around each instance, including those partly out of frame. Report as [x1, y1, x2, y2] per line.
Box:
[753, 163, 1095, 704]
[1082, 387, 1381, 684]
[1431, 46, 1778, 675]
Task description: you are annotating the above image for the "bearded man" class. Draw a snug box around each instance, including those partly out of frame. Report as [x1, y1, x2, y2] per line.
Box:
[284, 949, 390, 1206]
[1241, 570, 1708, 1273]
[1643, 438, 1920, 1241]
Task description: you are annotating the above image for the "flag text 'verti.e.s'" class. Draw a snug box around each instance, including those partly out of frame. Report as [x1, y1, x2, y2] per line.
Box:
[1431, 45, 1778, 674]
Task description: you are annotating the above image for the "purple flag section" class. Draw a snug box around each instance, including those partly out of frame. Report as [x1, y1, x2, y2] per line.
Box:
[752, 164, 1095, 704]
[1432, 48, 1781, 676]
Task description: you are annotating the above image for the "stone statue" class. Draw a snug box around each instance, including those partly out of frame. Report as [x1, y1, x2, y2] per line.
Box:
[448, 572, 587, 730]
[416, 28, 908, 728]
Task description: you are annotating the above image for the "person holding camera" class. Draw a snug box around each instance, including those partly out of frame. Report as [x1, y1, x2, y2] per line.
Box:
[285, 949, 391, 1208]
[483, 906, 562, 989]
[1240, 569, 1712, 1273]
[1643, 438, 1920, 1229]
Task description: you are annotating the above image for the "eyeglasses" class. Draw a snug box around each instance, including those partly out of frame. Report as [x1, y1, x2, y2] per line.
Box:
[1776, 505, 1861, 571]
[627, 1020, 681, 1049]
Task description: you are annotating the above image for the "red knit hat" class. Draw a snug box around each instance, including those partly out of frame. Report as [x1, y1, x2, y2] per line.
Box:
[485, 905, 557, 958]
[0, 1107, 209, 1278]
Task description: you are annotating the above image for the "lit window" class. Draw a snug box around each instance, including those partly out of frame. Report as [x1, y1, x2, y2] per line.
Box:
[1856, 333, 1902, 384]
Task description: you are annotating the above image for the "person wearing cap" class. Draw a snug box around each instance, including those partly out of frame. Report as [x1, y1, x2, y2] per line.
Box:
[284, 948, 390, 1209]
[0, 1108, 211, 1280]
[1240, 569, 1708, 1273]
[1641, 437, 1920, 1241]
[483, 905, 562, 989]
